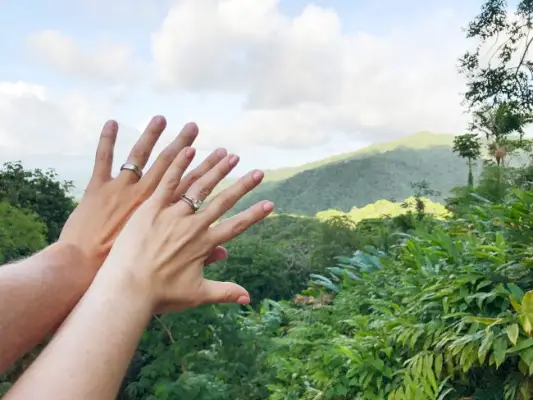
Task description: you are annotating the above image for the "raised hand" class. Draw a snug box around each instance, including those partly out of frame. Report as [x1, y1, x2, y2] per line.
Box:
[101, 147, 274, 311]
[58, 116, 229, 271]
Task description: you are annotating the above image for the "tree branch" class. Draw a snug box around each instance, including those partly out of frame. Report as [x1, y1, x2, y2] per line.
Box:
[154, 315, 175, 344]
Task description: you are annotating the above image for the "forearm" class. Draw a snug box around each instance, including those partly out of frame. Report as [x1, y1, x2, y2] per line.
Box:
[5, 268, 153, 400]
[0, 242, 94, 373]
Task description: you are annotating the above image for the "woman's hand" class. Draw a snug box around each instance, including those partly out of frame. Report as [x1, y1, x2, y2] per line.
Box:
[101, 146, 274, 312]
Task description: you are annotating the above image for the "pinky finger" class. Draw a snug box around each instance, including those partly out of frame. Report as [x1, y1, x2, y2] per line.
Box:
[208, 200, 274, 244]
[152, 147, 196, 205]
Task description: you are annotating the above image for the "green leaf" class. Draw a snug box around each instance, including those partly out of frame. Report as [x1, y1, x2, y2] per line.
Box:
[478, 330, 494, 364]
[507, 323, 519, 346]
[493, 337, 508, 368]
[522, 291, 533, 314]
[507, 283, 525, 302]
[508, 337, 533, 353]
[435, 353, 443, 378]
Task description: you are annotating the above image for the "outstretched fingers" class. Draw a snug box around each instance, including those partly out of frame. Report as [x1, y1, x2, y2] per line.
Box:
[171, 148, 227, 202]
[209, 200, 274, 244]
[200, 169, 265, 224]
[152, 147, 196, 205]
[174, 154, 240, 215]
[141, 122, 199, 192]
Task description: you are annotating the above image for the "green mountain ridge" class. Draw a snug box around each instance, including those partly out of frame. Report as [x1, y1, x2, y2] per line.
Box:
[260, 131, 455, 182]
[230, 145, 473, 216]
[213, 131, 456, 195]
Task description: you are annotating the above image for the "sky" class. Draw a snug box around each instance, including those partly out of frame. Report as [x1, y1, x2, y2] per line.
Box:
[0, 0, 487, 192]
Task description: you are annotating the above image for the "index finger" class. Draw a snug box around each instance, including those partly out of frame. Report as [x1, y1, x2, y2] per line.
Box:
[91, 120, 118, 183]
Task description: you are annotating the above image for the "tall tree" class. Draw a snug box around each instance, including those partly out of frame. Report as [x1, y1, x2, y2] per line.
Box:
[460, 0, 533, 114]
[0, 162, 75, 243]
[470, 103, 531, 165]
[453, 133, 482, 186]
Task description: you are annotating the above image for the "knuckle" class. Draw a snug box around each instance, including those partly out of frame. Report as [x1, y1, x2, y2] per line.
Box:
[199, 187, 212, 199]
[186, 171, 201, 185]
[223, 288, 233, 302]
[165, 174, 182, 191]
[230, 218, 249, 236]
[217, 196, 234, 213]
[130, 147, 150, 161]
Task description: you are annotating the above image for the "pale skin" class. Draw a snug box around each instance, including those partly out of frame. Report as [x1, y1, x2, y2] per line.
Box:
[5, 147, 274, 400]
[0, 116, 229, 373]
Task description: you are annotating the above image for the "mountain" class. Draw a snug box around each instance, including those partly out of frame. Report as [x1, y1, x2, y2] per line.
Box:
[259, 131, 455, 182]
[226, 132, 475, 216]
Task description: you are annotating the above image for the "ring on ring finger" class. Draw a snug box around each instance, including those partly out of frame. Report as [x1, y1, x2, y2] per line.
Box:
[180, 194, 202, 212]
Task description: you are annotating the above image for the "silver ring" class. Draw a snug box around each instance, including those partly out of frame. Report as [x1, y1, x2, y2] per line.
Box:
[180, 194, 202, 212]
[120, 163, 143, 179]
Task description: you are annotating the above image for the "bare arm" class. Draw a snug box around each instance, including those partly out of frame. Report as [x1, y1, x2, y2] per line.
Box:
[5, 148, 273, 400]
[0, 243, 92, 373]
[0, 117, 227, 373]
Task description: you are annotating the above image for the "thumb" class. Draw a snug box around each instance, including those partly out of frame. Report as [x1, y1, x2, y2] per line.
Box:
[205, 246, 228, 265]
[200, 279, 250, 305]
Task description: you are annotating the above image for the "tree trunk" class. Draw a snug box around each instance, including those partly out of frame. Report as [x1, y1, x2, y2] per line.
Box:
[467, 159, 474, 187]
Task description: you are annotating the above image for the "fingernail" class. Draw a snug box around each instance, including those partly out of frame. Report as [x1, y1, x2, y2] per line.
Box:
[216, 148, 227, 158]
[185, 147, 196, 158]
[229, 154, 240, 166]
[262, 201, 274, 213]
[236, 296, 250, 305]
[252, 170, 264, 182]
[104, 120, 118, 133]
[153, 115, 166, 125]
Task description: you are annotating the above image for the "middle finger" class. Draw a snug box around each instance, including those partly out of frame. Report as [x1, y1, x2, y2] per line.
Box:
[140, 122, 199, 193]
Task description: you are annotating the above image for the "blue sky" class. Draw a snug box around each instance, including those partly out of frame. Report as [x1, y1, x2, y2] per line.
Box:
[0, 0, 486, 191]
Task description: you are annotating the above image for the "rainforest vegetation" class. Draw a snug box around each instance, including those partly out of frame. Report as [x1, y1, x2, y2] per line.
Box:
[4, 0, 533, 398]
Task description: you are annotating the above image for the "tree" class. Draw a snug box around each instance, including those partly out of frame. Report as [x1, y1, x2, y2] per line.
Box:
[470, 103, 531, 165]
[459, 0, 533, 114]
[453, 133, 482, 186]
[0, 202, 47, 263]
[0, 162, 75, 243]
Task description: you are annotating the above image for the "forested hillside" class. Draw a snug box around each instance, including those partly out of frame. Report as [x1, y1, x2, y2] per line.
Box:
[231, 146, 474, 215]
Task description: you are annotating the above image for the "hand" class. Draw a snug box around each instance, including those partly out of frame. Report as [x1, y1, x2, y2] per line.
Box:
[59, 116, 229, 271]
[100, 147, 274, 312]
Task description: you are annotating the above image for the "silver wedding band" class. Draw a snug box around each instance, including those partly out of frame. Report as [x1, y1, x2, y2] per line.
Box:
[180, 194, 202, 212]
[120, 163, 143, 179]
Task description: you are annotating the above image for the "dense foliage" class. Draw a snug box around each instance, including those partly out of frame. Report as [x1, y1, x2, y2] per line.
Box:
[0, 161, 75, 243]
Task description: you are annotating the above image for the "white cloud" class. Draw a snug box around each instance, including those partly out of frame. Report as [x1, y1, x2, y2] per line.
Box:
[151, 0, 470, 148]
[27, 30, 141, 85]
[0, 82, 101, 154]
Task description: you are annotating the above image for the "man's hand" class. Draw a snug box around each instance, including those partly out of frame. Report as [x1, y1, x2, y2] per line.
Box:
[0, 116, 228, 373]
[59, 116, 228, 270]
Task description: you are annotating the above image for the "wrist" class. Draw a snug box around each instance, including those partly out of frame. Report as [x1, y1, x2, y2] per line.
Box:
[94, 262, 156, 317]
[44, 241, 96, 284]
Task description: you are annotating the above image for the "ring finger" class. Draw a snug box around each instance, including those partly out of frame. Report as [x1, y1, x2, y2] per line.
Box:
[118, 115, 167, 183]
[174, 153, 240, 215]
